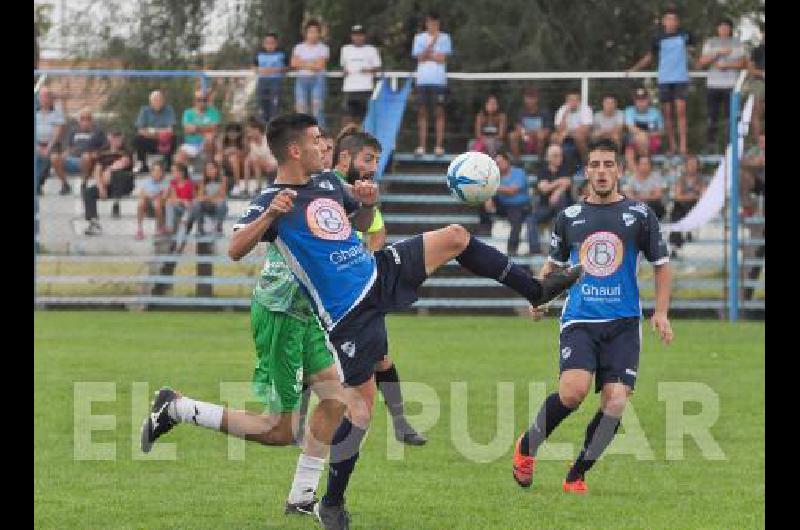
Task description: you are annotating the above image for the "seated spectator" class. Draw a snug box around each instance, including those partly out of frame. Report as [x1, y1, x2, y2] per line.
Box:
[291, 19, 330, 128]
[82, 129, 134, 236]
[623, 154, 666, 219]
[740, 133, 765, 216]
[668, 154, 706, 255]
[551, 89, 592, 167]
[508, 85, 551, 161]
[469, 94, 507, 157]
[135, 160, 169, 240]
[133, 90, 177, 173]
[526, 143, 573, 255]
[480, 150, 531, 256]
[591, 94, 624, 149]
[216, 121, 245, 197]
[165, 163, 195, 252]
[192, 161, 228, 237]
[35, 86, 71, 195]
[52, 108, 105, 184]
[243, 116, 278, 195]
[624, 88, 665, 170]
[180, 89, 221, 162]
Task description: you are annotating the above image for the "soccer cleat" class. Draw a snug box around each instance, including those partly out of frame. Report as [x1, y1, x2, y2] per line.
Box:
[530, 264, 583, 307]
[284, 496, 317, 516]
[315, 500, 351, 530]
[394, 419, 427, 446]
[140, 387, 179, 453]
[512, 435, 536, 488]
[562, 477, 588, 494]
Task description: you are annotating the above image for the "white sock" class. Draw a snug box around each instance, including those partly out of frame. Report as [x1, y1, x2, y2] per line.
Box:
[169, 397, 223, 431]
[287, 454, 326, 503]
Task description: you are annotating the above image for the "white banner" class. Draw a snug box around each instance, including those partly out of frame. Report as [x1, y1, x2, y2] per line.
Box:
[660, 94, 754, 233]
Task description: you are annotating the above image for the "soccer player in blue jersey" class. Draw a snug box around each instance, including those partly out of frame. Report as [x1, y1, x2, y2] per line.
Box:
[512, 138, 674, 494]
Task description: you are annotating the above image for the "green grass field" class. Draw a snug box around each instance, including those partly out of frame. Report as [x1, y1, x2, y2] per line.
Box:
[34, 312, 765, 529]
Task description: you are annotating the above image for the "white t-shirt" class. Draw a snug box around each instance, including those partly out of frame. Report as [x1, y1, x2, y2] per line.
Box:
[555, 104, 593, 132]
[340, 44, 381, 93]
[292, 42, 330, 76]
[702, 37, 746, 89]
[593, 110, 624, 133]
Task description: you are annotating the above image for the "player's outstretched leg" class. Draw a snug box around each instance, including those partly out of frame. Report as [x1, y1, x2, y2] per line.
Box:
[375, 357, 426, 446]
[422, 224, 582, 306]
[140, 387, 225, 453]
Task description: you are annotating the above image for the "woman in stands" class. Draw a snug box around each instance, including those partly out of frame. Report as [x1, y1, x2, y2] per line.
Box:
[469, 94, 507, 157]
[193, 160, 229, 237]
[217, 121, 246, 198]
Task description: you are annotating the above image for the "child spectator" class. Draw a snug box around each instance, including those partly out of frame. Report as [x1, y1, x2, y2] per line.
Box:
[624, 88, 665, 170]
[165, 163, 195, 251]
[192, 160, 228, 237]
[469, 94, 507, 157]
[135, 160, 169, 240]
[291, 19, 329, 127]
[243, 116, 277, 194]
[217, 121, 246, 197]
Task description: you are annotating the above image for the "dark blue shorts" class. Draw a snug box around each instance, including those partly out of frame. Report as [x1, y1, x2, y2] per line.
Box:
[328, 236, 427, 386]
[558, 318, 641, 392]
[416, 85, 449, 108]
[658, 82, 689, 102]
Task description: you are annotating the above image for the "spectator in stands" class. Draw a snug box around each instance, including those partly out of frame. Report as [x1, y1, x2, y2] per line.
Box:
[291, 19, 329, 127]
[253, 33, 288, 124]
[340, 24, 382, 129]
[668, 154, 705, 256]
[481, 150, 531, 256]
[551, 89, 592, 168]
[35, 86, 71, 195]
[134, 90, 177, 173]
[217, 121, 246, 197]
[628, 6, 695, 156]
[740, 133, 765, 217]
[746, 32, 765, 140]
[508, 85, 551, 161]
[135, 160, 168, 240]
[82, 129, 134, 236]
[165, 162, 195, 252]
[192, 160, 228, 237]
[412, 11, 453, 157]
[321, 129, 335, 171]
[624, 88, 665, 170]
[180, 89, 221, 163]
[51, 107, 105, 188]
[526, 143, 573, 255]
[243, 116, 277, 194]
[623, 154, 666, 219]
[697, 18, 746, 153]
[469, 94, 507, 157]
[591, 94, 625, 149]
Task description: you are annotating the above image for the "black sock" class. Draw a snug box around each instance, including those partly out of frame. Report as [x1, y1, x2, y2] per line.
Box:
[456, 236, 542, 303]
[322, 417, 366, 507]
[375, 364, 404, 419]
[566, 410, 621, 482]
[520, 392, 575, 456]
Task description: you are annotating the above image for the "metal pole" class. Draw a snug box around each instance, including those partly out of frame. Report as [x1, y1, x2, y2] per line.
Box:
[581, 76, 589, 109]
[728, 91, 740, 321]
[34, 90, 39, 294]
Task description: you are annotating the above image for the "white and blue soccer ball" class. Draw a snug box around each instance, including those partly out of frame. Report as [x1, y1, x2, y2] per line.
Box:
[446, 151, 500, 204]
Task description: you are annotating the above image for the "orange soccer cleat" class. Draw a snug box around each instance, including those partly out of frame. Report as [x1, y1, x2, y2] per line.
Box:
[562, 477, 588, 494]
[512, 435, 537, 488]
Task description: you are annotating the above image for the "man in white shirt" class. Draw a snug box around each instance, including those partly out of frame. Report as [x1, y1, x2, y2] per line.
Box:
[340, 25, 381, 128]
[551, 90, 593, 167]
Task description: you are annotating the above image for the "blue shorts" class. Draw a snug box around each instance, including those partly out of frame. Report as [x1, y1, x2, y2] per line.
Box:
[658, 82, 689, 103]
[415, 85, 449, 108]
[64, 155, 83, 173]
[328, 235, 427, 386]
[558, 318, 641, 393]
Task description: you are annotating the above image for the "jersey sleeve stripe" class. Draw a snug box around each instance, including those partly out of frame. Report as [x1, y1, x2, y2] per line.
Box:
[651, 257, 670, 265]
[548, 256, 570, 267]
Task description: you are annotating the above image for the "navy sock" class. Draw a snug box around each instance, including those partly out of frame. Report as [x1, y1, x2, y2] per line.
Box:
[375, 364, 404, 418]
[566, 410, 621, 482]
[321, 417, 367, 507]
[520, 392, 575, 456]
[456, 236, 542, 303]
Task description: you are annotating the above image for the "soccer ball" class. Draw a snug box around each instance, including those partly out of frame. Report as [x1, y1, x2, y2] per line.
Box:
[446, 151, 500, 204]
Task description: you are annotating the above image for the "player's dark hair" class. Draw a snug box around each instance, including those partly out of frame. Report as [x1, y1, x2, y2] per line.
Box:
[332, 124, 382, 168]
[588, 138, 620, 155]
[304, 19, 321, 32]
[427, 11, 440, 21]
[266, 113, 318, 163]
[663, 5, 679, 17]
[265, 32, 278, 40]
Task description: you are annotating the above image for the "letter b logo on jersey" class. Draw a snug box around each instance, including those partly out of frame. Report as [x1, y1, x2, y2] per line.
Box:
[579, 231, 624, 277]
[307, 198, 352, 241]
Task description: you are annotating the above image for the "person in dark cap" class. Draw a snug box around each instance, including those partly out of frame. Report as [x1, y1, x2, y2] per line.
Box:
[339, 24, 382, 129]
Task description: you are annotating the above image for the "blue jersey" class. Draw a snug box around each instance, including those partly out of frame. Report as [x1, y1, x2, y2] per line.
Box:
[253, 50, 286, 79]
[549, 198, 669, 326]
[233, 172, 376, 330]
[651, 30, 694, 84]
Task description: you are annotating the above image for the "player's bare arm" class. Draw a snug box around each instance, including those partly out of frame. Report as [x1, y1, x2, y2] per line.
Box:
[651, 263, 673, 345]
[228, 189, 296, 261]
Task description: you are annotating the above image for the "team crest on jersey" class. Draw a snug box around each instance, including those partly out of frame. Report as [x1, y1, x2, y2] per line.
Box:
[564, 204, 582, 218]
[579, 231, 624, 277]
[306, 198, 352, 241]
[319, 180, 334, 191]
[628, 203, 649, 217]
[622, 212, 635, 227]
[341, 341, 356, 358]
[561, 346, 572, 360]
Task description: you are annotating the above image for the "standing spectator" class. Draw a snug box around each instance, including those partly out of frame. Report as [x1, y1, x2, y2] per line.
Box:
[35, 86, 71, 195]
[591, 94, 625, 149]
[697, 18, 746, 153]
[623, 154, 666, 219]
[526, 143, 573, 255]
[340, 24, 382, 128]
[412, 11, 453, 156]
[481, 150, 531, 256]
[165, 163, 195, 251]
[740, 133, 765, 216]
[50, 107, 105, 188]
[746, 33, 765, 140]
[291, 19, 329, 128]
[253, 33, 288, 124]
[217, 121, 246, 197]
[669, 154, 706, 255]
[469, 94, 507, 157]
[82, 129, 134, 236]
[135, 161, 168, 240]
[551, 90, 593, 168]
[192, 161, 228, 237]
[628, 6, 695, 155]
[623, 88, 665, 169]
[243, 116, 277, 194]
[133, 90, 177, 173]
[508, 85, 552, 161]
[180, 89, 221, 162]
